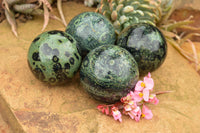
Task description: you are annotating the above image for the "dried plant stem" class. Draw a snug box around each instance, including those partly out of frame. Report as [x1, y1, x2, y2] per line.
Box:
[2, 0, 11, 13]
[4, 9, 18, 37]
[155, 90, 174, 95]
[181, 33, 200, 44]
[42, 4, 49, 31]
[39, 0, 52, 11]
[187, 39, 199, 71]
[162, 20, 194, 31]
[57, 0, 67, 26]
[158, 3, 175, 25]
[166, 37, 198, 64]
[50, 14, 62, 22]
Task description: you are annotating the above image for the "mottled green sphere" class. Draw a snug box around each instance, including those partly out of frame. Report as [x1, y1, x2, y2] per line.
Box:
[27, 30, 82, 85]
[65, 12, 116, 54]
[117, 23, 167, 75]
[80, 45, 139, 103]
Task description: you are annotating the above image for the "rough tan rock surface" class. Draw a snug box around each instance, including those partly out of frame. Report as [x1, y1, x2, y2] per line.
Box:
[0, 2, 200, 133]
[0, 113, 12, 133]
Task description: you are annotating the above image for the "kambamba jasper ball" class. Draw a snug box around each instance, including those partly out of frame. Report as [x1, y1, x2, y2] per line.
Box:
[66, 12, 116, 55]
[80, 45, 139, 103]
[117, 23, 167, 75]
[27, 30, 81, 85]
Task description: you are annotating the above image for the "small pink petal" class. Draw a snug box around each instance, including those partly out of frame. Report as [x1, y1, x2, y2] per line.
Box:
[97, 105, 103, 110]
[149, 94, 159, 105]
[128, 100, 137, 107]
[105, 106, 109, 115]
[143, 88, 150, 102]
[113, 111, 122, 121]
[134, 107, 141, 122]
[118, 117, 122, 122]
[153, 98, 159, 105]
[128, 112, 135, 119]
[121, 92, 133, 103]
[144, 77, 154, 90]
[124, 104, 132, 111]
[133, 91, 143, 102]
[135, 81, 144, 91]
[129, 91, 135, 99]
[112, 107, 122, 122]
[147, 72, 151, 78]
[142, 105, 153, 120]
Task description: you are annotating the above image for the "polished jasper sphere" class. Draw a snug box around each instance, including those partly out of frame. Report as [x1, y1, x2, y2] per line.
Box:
[28, 30, 81, 85]
[65, 12, 116, 54]
[80, 45, 139, 103]
[117, 23, 167, 75]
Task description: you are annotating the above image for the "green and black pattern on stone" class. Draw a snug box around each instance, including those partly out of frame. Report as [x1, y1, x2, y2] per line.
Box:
[65, 12, 116, 55]
[27, 30, 82, 85]
[117, 23, 167, 75]
[80, 45, 139, 103]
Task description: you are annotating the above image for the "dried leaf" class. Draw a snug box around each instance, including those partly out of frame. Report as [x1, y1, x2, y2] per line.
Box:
[13, 4, 37, 14]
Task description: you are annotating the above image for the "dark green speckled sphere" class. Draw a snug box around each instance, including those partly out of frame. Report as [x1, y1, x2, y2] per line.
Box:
[80, 45, 139, 103]
[28, 30, 82, 85]
[117, 23, 167, 75]
[65, 12, 116, 54]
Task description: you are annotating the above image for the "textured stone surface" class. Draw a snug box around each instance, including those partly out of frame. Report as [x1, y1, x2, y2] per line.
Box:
[66, 12, 116, 54]
[28, 30, 81, 85]
[117, 23, 167, 75]
[0, 2, 200, 133]
[80, 45, 139, 103]
[0, 114, 13, 133]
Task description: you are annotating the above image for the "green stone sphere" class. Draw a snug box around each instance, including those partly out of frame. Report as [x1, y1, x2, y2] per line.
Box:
[65, 12, 116, 55]
[27, 30, 82, 85]
[80, 45, 139, 103]
[117, 23, 167, 75]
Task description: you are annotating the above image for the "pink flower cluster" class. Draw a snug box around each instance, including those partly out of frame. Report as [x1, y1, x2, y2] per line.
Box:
[97, 72, 159, 122]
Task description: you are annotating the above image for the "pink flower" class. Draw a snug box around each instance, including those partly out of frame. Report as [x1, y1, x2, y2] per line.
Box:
[147, 72, 151, 78]
[121, 91, 133, 103]
[124, 100, 137, 112]
[135, 81, 145, 91]
[132, 91, 143, 102]
[143, 76, 154, 91]
[143, 88, 150, 102]
[135, 72, 154, 92]
[128, 106, 141, 122]
[111, 106, 122, 122]
[142, 105, 153, 120]
[96, 72, 161, 123]
[148, 94, 159, 105]
[133, 72, 154, 102]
